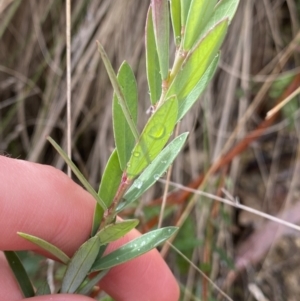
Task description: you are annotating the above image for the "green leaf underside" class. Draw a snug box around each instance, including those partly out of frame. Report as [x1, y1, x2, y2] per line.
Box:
[77, 269, 109, 295]
[183, 0, 217, 50]
[17, 232, 70, 264]
[170, 0, 181, 46]
[180, 0, 192, 27]
[97, 42, 139, 141]
[4, 251, 35, 298]
[126, 96, 178, 179]
[94, 244, 108, 264]
[167, 19, 228, 103]
[146, 7, 162, 105]
[91, 227, 178, 271]
[92, 204, 103, 238]
[96, 219, 139, 245]
[118, 132, 189, 212]
[61, 236, 101, 293]
[92, 149, 123, 236]
[113, 61, 138, 170]
[152, 0, 169, 80]
[36, 282, 51, 296]
[177, 54, 219, 121]
[197, 0, 240, 44]
[47, 137, 107, 211]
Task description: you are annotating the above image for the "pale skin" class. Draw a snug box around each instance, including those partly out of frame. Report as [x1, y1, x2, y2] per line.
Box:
[0, 156, 180, 301]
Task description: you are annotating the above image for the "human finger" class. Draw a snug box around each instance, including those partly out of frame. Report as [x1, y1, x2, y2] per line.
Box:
[0, 156, 179, 301]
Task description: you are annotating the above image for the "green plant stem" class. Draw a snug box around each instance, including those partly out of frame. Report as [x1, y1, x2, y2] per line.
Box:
[157, 48, 187, 107]
[169, 48, 187, 82]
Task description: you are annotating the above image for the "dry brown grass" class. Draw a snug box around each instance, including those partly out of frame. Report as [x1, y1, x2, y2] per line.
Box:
[1, 1, 300, 300]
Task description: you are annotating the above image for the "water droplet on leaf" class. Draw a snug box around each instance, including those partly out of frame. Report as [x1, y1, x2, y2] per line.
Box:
[132, 151, 141, 158]
[134, 179, 143, 189]
[148, 124, 166, 140]
[154, 174, 160, 180]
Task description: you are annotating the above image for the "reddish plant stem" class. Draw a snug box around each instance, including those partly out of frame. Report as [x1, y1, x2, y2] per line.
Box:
[104, 171, 132, 224]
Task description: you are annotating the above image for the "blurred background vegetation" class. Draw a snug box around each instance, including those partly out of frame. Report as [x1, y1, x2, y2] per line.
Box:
[1, 0, 300, 300]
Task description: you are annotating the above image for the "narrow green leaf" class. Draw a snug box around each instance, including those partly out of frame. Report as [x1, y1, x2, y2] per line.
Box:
[146, 6, 162, 105]
[47, 136, 107, 211]
[61, 236, 101, 293]
[215, 0, 240, 23]
[77, 269, 109, 295]
[118, 133, 189, 211]
[183, 0, 217, 50]
[91, 227, 178, 271]
[180, 0, 192, 27]
[96, 219, 139, 245]
[4, 251, 35, 298]
[197, 0, 240, 43]
[126, 96, 178, 179]
[170, 0, 181, 46]
[167, 19, 228, 102]
[92, 149, 123, 236]
[18, 232, 70, 264]
[113, 61, 138, 170]
[177, 54, 219, 121]
[97, 42, 139, 141]
[151, 0, 169, 80]
[36, 282, 51, 295]
[92, 204, 103, 238]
